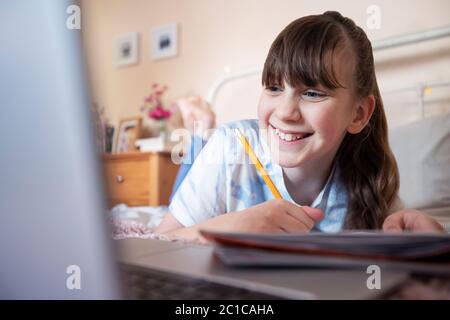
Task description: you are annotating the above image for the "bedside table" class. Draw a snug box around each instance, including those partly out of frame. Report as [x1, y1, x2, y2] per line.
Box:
[102, 152, 180, 207]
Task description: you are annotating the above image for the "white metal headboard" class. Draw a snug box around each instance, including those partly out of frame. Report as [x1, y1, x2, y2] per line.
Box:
[206, 24, 450, 116]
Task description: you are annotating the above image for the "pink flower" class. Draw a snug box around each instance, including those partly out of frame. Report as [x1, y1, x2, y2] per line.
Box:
[149, 105, 171, 120]
[141, 83, 171, 121]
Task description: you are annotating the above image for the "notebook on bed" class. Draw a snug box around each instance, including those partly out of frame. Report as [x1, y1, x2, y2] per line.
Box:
[200, 230, 450, 272]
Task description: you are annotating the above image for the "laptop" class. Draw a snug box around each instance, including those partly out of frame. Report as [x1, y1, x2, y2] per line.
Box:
[0, 0, 408, 299]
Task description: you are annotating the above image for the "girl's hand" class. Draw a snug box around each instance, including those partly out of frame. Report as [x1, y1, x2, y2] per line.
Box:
[218, 199, 324, 233]
[382, 209, 446, 233]
[158, 200, 324, 243]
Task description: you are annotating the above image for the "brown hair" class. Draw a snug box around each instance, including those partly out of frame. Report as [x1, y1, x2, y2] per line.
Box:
[262, 11, 399, 229]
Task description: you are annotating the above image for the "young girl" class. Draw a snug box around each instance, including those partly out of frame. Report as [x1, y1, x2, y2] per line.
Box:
[156, 11, 444, 240]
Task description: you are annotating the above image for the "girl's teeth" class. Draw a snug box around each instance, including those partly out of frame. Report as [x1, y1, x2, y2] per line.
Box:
[274, 127, 304, 141]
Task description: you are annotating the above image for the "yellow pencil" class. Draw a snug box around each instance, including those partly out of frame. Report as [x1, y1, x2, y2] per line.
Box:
[233, 128, 283, 199]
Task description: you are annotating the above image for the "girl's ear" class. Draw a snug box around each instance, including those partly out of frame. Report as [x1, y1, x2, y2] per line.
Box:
[347, 95, 375, 134]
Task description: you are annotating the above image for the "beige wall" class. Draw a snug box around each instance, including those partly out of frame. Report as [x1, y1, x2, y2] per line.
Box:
[80, 0, 450, 129]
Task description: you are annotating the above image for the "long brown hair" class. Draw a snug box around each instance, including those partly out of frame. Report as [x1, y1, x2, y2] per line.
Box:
[261, 11, 399, 229]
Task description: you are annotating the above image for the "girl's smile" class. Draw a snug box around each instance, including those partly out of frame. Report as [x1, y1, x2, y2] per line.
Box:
[268, 123, 314, 151]
[270, 123, 314, 141]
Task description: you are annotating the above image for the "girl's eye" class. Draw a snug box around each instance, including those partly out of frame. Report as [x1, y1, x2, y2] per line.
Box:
[265, 86, 283, 93]
[302, 90, 327, 100]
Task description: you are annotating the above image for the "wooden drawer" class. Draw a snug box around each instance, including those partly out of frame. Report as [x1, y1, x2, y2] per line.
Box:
[102, 152, 179, 207]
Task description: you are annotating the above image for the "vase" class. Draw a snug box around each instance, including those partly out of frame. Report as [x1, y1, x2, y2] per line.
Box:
[158, 120, 168, 141]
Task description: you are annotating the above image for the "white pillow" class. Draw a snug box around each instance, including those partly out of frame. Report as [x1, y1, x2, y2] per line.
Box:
[389, 113, 450, 209]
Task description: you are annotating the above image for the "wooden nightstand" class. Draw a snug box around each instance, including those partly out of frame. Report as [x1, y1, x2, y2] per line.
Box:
[102, 152, 180, 207]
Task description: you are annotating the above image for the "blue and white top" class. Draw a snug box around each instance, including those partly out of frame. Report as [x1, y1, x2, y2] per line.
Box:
[169, 119, 349, 232]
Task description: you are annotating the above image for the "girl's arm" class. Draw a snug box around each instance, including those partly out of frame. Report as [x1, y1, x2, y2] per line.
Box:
[155, 199, 325, 242]
[155, 211, 240, 242]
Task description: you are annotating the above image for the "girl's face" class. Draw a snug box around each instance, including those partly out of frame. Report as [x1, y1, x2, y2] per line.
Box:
[258, 52, 360, 168]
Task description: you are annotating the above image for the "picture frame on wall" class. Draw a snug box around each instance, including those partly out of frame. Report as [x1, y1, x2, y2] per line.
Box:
[114, 32, 139, 67]
[113, 116, 142, 153]
[150, 23, 178, 60]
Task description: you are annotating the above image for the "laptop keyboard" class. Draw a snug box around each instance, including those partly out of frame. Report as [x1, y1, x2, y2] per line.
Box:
[121, 264, 283, 300]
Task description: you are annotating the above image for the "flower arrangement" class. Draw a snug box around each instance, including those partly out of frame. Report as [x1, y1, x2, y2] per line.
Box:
[140, 83, 172, 137]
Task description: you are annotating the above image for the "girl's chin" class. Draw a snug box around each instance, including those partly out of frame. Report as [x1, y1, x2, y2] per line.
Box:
[270, 150, 308, 168]
[276, 159, 305, 168]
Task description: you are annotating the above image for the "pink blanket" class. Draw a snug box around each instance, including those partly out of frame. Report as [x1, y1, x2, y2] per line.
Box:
[110, 217, 192, 244]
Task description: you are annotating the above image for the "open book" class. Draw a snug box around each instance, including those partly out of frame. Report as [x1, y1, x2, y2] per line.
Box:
[200, 230, 450, 271]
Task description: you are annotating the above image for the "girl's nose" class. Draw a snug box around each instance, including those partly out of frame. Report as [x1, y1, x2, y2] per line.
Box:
[274, 97, 302, 122]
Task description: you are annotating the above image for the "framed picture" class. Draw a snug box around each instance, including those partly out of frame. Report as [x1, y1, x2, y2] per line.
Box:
[150, 23, 178, 60]
[114, 116, 142, 153]
[114, 32, 139, 67]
